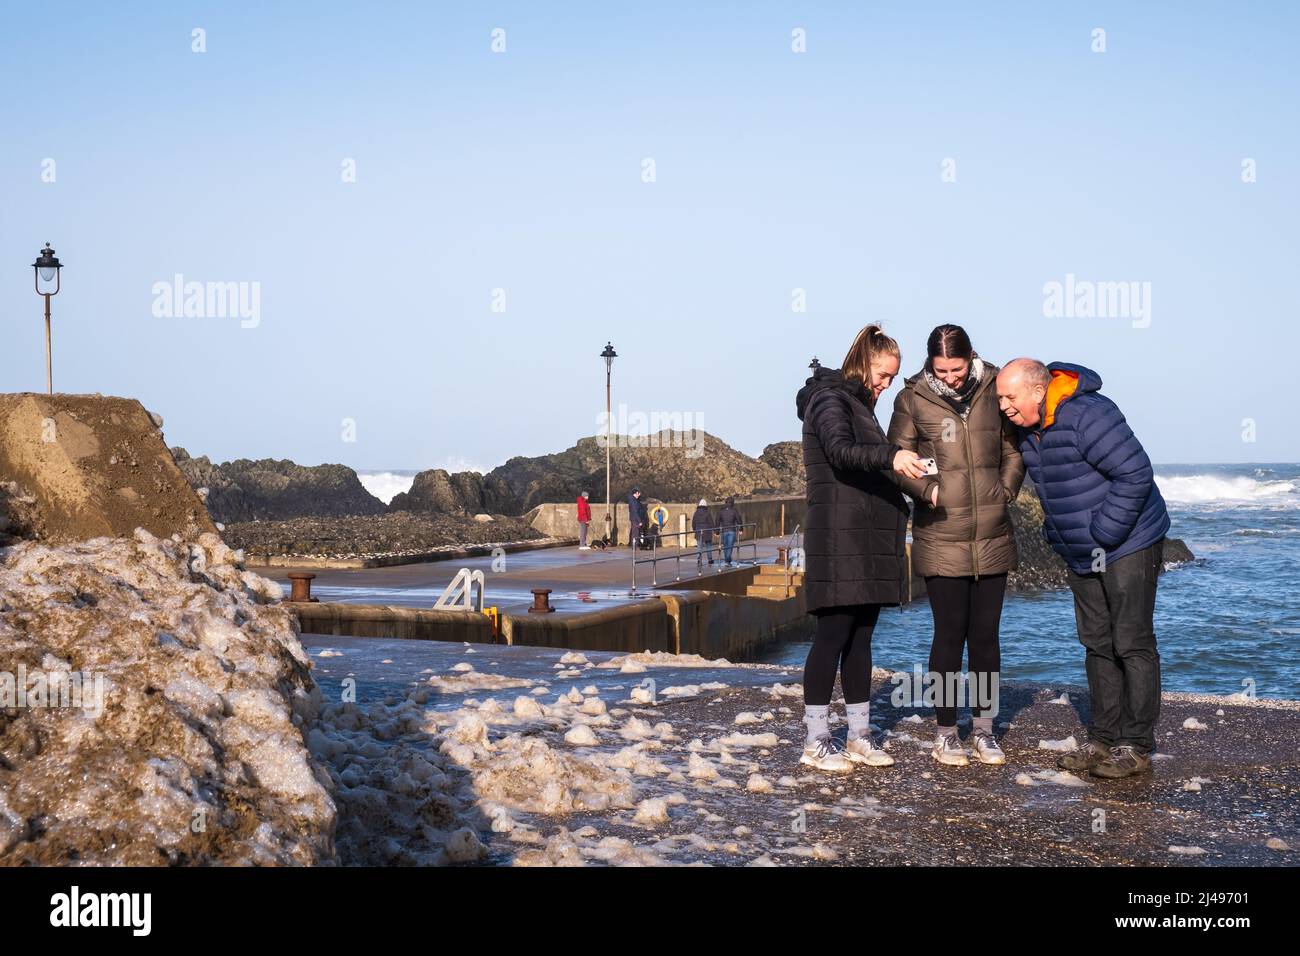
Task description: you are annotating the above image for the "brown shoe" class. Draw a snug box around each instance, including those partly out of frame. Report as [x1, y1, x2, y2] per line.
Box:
[1090, 745, 1152, 779]
[1057, 739, 1111, 772]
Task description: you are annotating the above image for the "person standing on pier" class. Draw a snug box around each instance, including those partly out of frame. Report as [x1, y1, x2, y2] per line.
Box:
[627, 486, 648, 548]
[576, 490, 592, 550]
[795, 324, 929, 772]
[997, 358, 1169, 779]
[888, 324, 1024, 768]
[717, 496, 744, 566]
[692, 499, 716, 569]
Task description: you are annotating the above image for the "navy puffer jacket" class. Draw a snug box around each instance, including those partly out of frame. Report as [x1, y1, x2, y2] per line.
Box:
[1015, 363, 1169, 574]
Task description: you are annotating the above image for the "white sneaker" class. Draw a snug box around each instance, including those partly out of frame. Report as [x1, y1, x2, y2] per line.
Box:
[931, 732, 970, 766]
[844, 734, 895, 767]
[969, 730, 1006, 765]
[800, 735, 854, 773]
[578, 546, 591, 551]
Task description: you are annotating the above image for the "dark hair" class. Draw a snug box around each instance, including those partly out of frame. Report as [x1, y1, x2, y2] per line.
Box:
[926, 324, 973, 363]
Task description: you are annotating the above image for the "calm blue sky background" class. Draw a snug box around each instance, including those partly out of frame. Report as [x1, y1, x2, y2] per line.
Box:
[2, 1, 1296, 471]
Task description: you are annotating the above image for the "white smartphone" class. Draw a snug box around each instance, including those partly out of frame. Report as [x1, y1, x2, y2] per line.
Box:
[920, 458, 938, 476]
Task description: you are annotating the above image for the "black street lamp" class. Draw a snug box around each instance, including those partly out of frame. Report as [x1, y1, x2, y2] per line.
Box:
[809, 356, 821, 371]
[33, 243, 63, 394]
[600, 342, 617, 543]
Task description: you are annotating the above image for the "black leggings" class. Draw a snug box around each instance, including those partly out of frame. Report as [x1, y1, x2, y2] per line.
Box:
[803, 604, 881, 706]
[926, 574, 1007, 726]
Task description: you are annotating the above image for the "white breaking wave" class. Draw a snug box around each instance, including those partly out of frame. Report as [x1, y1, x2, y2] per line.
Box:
[1155, 474, 1297, 506]
[357, 471, 418, 505]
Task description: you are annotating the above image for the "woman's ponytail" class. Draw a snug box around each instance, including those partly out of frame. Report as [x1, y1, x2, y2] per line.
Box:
[842, 323, 900, 387]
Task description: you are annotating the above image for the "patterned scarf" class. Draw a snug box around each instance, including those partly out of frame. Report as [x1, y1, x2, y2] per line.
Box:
[923, 355, 985, 419]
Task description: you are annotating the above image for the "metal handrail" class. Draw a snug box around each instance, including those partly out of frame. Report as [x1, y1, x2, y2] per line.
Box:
[783, 524, 802, 593]
[630, 522, 759, 592]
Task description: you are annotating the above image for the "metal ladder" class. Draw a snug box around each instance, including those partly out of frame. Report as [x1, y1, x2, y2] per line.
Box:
[434, 568, 486, 612]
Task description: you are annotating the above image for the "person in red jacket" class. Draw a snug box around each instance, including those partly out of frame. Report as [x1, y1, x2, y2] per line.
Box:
[576, 490, 592, 549]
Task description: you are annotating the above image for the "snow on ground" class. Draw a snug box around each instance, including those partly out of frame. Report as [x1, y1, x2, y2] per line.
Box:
[1015, 770, 1089, 788]
[302, 642, 865, 866]
[0, 531, 335, 865]
[597, 651, 735, 669]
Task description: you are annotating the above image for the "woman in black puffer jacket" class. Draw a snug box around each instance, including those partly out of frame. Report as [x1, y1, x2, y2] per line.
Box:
[793, 324, 928, 772]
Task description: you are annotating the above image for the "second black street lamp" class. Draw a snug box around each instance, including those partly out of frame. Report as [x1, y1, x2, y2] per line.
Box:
[33, 243, 63, 395]
[601, 342, 617, 544]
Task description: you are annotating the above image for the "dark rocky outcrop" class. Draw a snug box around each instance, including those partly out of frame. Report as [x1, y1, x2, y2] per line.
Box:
[397, 432, 786, 517]
[759, 441, 806, 496]
[387, 468, 513, 516]
[170, 448, 386, 524]
[224, 511, 543, 560]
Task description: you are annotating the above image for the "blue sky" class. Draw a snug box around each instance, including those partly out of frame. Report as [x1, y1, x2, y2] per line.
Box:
[2, 1, 1296, 470]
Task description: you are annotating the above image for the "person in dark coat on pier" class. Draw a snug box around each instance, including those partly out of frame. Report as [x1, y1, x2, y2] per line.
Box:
[627, 487, 647, 547]
[794, 323, 929, 772]
[997, 358, 1170, 780]
[716, 497, 744, 566]
[691, 499, 715, 568]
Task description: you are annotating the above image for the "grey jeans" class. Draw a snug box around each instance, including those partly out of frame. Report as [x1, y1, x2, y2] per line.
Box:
[1066, 538, 1163, 753]
[578, 521, 588, 547]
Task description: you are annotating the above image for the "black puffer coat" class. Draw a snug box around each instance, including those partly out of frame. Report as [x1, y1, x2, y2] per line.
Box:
[796, 367, 909, 611]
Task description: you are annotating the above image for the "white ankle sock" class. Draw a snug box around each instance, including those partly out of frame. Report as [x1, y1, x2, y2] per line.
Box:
[846, 702, 871, 739]
[803, 704, 830, 744]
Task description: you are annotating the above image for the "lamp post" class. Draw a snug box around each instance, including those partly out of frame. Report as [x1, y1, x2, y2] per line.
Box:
[33, 243, 63, 395]
[809, 356, 820, 371]
[601, 342, 617, 544]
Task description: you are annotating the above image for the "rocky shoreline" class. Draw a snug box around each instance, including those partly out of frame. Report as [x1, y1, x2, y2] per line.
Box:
[223, 512, 545, 562]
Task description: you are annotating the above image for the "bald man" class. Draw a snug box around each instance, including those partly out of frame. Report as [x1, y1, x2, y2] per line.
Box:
[997, 359, 1169, 779]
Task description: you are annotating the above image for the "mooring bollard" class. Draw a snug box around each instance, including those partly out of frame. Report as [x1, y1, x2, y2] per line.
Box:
[529, 587, 555, 614]
[287, 572, 319, 602]
[776, 546, 788, 566]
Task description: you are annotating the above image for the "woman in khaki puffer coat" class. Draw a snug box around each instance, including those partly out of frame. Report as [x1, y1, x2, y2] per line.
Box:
[887, 325, 1024, 769]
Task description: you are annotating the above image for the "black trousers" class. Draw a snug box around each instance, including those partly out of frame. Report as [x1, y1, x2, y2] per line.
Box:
[1066, 540, 1163, 753]
[926, 574, 1007, 726]
[803, 604, 881, 706]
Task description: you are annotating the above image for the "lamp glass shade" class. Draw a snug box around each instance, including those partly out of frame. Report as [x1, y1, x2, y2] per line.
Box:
[38, 266, 57, 282]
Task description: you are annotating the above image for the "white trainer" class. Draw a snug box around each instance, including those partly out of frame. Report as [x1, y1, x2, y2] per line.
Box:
[800, 735, 854, 773]
[969, 730, 1006, 765]
[931, 731, 970, 766]
[844, 734, 895, 767]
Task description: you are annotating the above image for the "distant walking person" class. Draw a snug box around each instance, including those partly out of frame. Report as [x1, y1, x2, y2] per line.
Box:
[576, 490, 592, 550]
[627, 486, 647, 548]
[997, 359, 1170, 779]
[888, 325, 1024, 768]
[796, 324, 929, 772]
[716, 497, 744, 566]
[692, 499, 716, 568]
